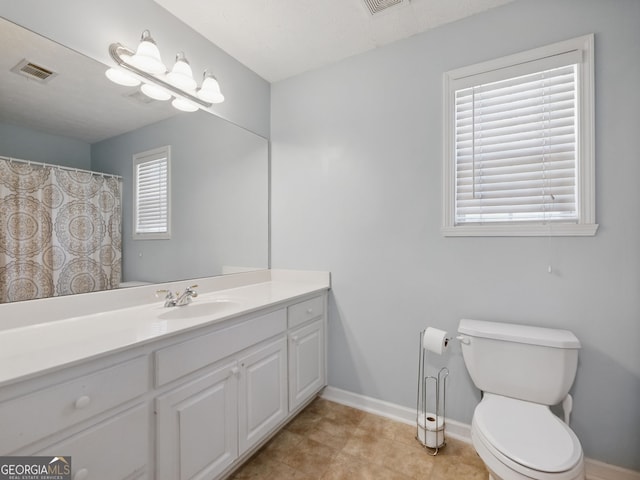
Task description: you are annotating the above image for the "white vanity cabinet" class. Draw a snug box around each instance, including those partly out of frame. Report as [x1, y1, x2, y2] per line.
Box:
[153, 294, 326, 480]
[156, 361, 239, 480]
[153, 307, 290, 480]
[36, 403, 149, 480]
[289, 319, 325, 412]
[237, 337, 288, 454]
[0, 282, 328, 480]
[287, 296, 327, 412]
[0, 355, 151, 480]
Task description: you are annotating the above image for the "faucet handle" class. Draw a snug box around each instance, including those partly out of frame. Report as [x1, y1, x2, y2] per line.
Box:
[186, 284, 198, 297]
[156, 289, 177, 307]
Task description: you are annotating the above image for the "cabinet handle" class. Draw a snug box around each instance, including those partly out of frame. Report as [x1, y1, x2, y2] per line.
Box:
[74, 395, 91, 409]
[74, 468, 89, 480]
[306, 308, 313, 315]
[292, 336, 299, 345]
[229, 366, 239, 378]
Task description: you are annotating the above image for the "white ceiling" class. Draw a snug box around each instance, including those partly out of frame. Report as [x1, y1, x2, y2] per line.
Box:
[153, 0, 515, 82]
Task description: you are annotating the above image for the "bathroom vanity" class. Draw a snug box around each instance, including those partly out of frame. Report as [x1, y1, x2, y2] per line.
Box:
[0, 269, 329, 480]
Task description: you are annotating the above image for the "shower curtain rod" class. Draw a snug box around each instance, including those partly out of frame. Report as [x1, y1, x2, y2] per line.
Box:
[0, 155, 122, 180]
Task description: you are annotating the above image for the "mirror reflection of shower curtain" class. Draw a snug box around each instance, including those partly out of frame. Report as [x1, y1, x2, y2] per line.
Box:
[0, 159, 122, 303]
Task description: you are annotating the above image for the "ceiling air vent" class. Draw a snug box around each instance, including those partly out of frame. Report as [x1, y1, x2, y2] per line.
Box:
[10, 59, 57, 83]
[126, 90, 155, 104]
[363, 0, 405, 15]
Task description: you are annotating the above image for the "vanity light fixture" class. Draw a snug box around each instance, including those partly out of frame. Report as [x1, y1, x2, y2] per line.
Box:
[166, 52, 196, 90]
[105, 29, 225, 112]
[128, 30, 166, 74]
[197, 71, 225, 104]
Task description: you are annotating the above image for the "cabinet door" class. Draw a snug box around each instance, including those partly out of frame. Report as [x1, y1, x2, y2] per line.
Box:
[238, 337, 288, 454]
[289, 319, 325, 411]
[156, 362, 238, 480]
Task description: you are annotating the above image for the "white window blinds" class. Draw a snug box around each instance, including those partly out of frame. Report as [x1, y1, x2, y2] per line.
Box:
[442, 35, 597, 236]
[454, 63, 578, 224]
[133, 146, 171, 239]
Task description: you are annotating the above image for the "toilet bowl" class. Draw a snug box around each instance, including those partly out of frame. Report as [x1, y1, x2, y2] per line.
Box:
[457, 319, 585, 480]
[471, 394, 584, 480]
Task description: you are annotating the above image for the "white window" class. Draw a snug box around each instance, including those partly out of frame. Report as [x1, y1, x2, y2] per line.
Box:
[133, 146, 171, 239]
[442, 35, 597, 236]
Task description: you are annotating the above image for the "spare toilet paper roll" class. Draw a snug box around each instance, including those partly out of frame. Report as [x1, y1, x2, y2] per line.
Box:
[417, 413, 445, 448]
[417, 412, 444, 431]
[422, 327, 450, 355]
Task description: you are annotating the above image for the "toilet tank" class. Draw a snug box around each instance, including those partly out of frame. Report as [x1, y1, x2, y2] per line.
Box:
[457, 319, 581, 405]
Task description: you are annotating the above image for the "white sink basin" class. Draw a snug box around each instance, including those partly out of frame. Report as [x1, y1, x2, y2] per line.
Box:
[157, 300, 239, 320]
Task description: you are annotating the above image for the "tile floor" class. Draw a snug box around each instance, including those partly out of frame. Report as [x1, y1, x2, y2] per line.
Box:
[230, 397, 489, 479]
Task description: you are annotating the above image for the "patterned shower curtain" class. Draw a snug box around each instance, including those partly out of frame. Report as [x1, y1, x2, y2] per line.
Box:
[0, 159, 122, 303]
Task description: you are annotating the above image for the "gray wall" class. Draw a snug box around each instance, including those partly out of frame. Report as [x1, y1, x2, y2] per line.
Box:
[271, 0, 640, 470]
[0, 122, 91, 168]
[92, 111, 269, 283]
[0, 0, 270, 138]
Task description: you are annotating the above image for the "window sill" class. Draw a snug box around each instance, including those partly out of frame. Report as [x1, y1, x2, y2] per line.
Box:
[133, 233, 171, 240]
[441, 223, 599, 237]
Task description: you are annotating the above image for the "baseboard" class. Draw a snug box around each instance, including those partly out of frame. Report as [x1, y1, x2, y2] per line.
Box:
[320, 386, 471, 442]
[583, 458, 640, 480]
[321, 386, 640, 480]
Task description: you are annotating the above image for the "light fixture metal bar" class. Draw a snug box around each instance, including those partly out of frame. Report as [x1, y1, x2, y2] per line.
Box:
[109, 43, 213, 109]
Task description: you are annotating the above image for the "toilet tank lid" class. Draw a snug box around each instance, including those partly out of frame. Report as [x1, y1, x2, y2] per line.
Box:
[458, 319, 581, 349]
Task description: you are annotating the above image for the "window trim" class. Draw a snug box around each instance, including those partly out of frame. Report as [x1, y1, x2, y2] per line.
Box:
[442, 35, 597, 237]
[133, 145, 171, 240]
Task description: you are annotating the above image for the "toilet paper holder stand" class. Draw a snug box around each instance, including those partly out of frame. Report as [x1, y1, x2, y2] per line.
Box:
[416, 329, 449, 455]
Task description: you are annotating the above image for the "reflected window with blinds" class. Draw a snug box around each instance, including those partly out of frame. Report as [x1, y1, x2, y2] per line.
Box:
[442, 35, 597, 236]
[133, 146, 171, 240]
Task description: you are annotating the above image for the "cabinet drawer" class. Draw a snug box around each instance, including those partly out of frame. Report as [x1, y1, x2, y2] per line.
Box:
[0, 356, 148, 453]
[36, 404, 149, 480]
[288, 296, 324, 329]
[155, 309, 286, 386]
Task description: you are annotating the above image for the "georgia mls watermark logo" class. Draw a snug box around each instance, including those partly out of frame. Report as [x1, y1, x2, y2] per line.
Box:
[0, 456, 71, 480]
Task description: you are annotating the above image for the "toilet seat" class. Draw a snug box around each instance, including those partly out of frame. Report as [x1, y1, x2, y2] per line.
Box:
[473, 394, 583, 477]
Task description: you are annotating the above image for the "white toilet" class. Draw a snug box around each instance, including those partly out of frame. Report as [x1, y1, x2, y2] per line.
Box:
[457, 319, 585, 480]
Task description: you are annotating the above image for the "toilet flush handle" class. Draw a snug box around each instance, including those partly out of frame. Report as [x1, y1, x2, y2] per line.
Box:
[456, 335, 470, 345]
[562, 394, 573, 424]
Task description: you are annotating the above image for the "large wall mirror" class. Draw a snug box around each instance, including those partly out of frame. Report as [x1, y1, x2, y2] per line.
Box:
[0, 17, 269, 303]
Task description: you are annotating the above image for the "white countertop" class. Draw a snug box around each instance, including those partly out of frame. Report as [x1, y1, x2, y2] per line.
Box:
[0, 270, 330, 387]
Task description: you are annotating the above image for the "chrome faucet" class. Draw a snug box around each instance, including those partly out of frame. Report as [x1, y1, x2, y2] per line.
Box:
[156, 284, 198, 307]
[174, 284, 198, 306]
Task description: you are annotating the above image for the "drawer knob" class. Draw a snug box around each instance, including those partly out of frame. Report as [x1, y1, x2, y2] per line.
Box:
[74, 395, 91, 409]
[306, 308, 313, 314]
[74, 468, 89, 480]
[229, 366, 239, 378]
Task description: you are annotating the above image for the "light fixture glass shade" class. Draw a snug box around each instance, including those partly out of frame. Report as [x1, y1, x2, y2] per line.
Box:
[105, 67, 141, 87]
[141, 83, 172, 101]
[166, 52, 197, 91]
[128, 30, 166, 74]
[197, 73, 225, 103]
[172, 96, 199, 112]
[107, 32, 225, 111]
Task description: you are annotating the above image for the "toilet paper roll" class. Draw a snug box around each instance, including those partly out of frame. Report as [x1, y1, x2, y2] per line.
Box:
[417, 413, 445, 448]
[417, 412, 444, 431]
[422, 327, 450, 355]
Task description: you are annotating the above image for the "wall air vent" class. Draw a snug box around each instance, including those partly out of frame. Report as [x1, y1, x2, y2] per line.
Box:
[10, 59, 57, 83]
[363, 0, 405, 15]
